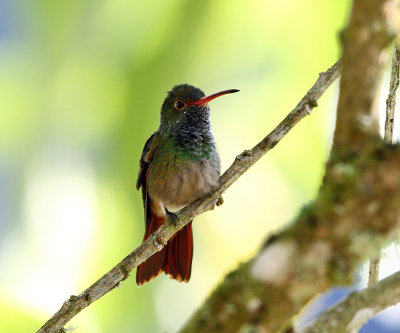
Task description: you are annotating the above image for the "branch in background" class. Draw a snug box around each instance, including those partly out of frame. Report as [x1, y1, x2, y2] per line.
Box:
[36, 61, 341, 333]
[300, 271, 400, 333]
[368, 46, 400, 287]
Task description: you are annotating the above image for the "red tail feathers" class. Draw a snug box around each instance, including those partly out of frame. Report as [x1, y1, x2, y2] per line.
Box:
[136, 220, 193, 285]
[164, 222, 193, 282]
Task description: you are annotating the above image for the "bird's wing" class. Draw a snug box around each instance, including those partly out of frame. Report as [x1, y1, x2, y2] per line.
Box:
[136, 132, 161, 231]
[136, 132, 167, 285]
[136, 132, 158, 195]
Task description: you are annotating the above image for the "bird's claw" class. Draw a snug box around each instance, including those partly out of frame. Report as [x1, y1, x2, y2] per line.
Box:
[166, 209, 180, 228]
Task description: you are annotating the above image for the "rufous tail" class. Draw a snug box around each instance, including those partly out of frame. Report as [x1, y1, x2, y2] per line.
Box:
[136, 219, 193, 285]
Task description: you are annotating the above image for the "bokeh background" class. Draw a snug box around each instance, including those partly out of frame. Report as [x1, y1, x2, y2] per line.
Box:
[1, 0, 400, 332]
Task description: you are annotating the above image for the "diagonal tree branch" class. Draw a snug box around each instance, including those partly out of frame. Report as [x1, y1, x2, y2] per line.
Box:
[36, 61, 341, 333]
[301, 271, 400, 333]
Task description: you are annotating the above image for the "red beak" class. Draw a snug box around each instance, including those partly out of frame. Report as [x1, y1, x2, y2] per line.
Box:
[188, 89, 239, 106]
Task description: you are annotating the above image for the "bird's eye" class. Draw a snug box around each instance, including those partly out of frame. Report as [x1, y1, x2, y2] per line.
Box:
[174, 100, 186, 110]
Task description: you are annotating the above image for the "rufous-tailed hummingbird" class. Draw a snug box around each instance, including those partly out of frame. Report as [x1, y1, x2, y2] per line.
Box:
[136, 84, 239, 285]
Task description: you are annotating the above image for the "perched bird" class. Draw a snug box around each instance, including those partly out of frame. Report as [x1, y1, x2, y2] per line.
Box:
[136, 84, 239, 285]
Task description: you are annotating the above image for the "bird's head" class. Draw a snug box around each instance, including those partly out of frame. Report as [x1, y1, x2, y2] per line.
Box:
[159, 84, 239, 135]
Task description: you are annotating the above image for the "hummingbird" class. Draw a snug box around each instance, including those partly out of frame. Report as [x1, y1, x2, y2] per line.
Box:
[136, 84, 239, 285]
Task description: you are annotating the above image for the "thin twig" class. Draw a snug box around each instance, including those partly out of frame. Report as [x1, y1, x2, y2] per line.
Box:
[36, 60, 341, 333]
[368, 258, 380, 286]
[368, 47, 400, 287]
[300, 271, 400, 333]
[385, 47, 400, 144]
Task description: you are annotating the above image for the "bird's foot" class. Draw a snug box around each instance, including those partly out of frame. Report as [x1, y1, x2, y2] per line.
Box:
[166, 209, 180, 228]
[216, 196, 224, 206]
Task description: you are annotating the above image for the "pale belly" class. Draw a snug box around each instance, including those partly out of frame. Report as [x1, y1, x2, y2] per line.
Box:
[148, 158, 220, 212]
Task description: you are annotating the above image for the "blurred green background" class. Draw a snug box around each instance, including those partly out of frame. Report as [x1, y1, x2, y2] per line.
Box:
[0, 1, 349, 332]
